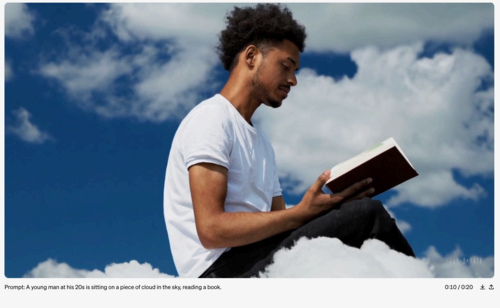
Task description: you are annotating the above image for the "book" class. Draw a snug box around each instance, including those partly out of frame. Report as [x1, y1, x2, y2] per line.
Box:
[325, 137, 418, 198]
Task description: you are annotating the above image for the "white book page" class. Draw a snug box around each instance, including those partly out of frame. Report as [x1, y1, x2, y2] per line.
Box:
[326, 138, 396, 184]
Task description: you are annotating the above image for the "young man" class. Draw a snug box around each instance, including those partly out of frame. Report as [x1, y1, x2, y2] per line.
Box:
[164, 4, 415, 278]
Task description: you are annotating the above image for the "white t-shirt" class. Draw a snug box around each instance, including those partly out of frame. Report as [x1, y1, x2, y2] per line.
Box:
[163, 94, 282, 278]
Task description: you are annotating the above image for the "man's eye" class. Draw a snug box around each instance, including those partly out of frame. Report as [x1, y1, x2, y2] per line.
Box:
[282, 64, 289, 70]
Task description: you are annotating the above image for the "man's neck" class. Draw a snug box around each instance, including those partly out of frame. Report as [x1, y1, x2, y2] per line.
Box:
[219, 73, 261, 125]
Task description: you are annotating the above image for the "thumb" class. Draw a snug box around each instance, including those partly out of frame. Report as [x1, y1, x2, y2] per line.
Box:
[311, 170, 331, 192]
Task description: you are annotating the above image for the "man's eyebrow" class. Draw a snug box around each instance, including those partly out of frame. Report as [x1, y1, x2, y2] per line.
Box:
[287, 57, 299, 71]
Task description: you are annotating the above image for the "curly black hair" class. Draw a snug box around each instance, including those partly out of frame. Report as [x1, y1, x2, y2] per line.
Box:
[217, 4, 307, 71]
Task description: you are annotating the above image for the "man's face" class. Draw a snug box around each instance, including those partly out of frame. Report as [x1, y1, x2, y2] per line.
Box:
[252, 40, 300, 108]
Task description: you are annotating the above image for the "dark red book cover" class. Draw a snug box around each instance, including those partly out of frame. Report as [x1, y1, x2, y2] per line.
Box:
[325, 146, 418, 198]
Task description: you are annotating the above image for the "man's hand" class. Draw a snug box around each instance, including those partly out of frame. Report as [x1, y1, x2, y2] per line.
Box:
[292, 170, 374, 223]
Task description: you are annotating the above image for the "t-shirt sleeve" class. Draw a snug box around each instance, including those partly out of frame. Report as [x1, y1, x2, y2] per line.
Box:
[181, 106, 233, 170]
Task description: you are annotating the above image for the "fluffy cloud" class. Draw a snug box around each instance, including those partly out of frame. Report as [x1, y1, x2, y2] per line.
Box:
[24, 260, 174, 278]
[254, 43, 493, 207]
[259, 237, 433, 278]
[24, 240, 493, 278]
[6, 108, 54, 144]
[288, 3, 493, 53]
[98, 3, 494, 52]
[38, 6, 220, 122]
[40, 48, 132, 101]
[37, 3, 492, 123]
[259, 237, 493, 278]
[5, 3, 35, 38]
[39, 43, 218, 122]
[423, 246, 494, 278]
[386, 171, 487, 207]
[100, 3, 224, 46]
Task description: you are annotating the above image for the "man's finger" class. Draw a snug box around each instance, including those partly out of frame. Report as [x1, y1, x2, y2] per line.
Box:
[344, 187, 375, 204]
[339, 177, 372, 198]
[310, 170, 331, 193]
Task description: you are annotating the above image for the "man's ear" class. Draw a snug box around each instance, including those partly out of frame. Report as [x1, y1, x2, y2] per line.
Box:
[243, 45, 260, 70]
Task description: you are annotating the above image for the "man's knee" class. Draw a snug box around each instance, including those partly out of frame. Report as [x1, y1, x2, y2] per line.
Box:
[365, 198, 392, 219]
[341, 198, 388, 219]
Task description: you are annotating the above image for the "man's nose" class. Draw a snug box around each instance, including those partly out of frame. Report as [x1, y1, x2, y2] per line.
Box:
[288, 73, 297, 87]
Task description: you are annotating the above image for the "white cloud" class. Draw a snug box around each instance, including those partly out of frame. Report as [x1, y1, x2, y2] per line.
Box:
[5, 3, 35, 38]
[24, 241, 492, 278]
[288, 3, 493, 53]
[5, 60, 13, 81]
[38, 5, 220, 122]
[39, 42, 219, 122]
[259, 237, 493, 278]
[101, 3, 493, 53]
[24, 259, 175, 278]
[130, 44, 219, 121]
[254, 43, 493, 207]
[422, 246, 494, 278]
[386, 171, 487, 207]
[6, 108, 54, 144]
[37, 3, 492, 123]
[100, 3, 224, 46]
[40, 48, 132, 99]
[259, 237, 433, 278]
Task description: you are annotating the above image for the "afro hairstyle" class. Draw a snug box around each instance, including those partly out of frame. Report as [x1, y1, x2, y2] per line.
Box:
[217, 4, 307, 71]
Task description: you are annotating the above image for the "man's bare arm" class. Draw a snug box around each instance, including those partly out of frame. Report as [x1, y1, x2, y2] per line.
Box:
[189, 163, 302, 249]
[189, 163, 374, 249]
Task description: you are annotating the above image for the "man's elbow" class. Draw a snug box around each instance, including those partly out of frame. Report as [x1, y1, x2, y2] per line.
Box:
[198, 234, 217, 250]
[197, 226, 223, 249]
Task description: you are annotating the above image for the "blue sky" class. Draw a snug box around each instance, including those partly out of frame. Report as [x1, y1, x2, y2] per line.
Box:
[3, 3, 494, 278]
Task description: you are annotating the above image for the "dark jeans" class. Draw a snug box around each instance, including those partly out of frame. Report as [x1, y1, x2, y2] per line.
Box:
[199, 197, 415, 278]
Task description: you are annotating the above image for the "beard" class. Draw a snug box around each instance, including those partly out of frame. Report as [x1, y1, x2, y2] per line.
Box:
[252, 63, 281, 108]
